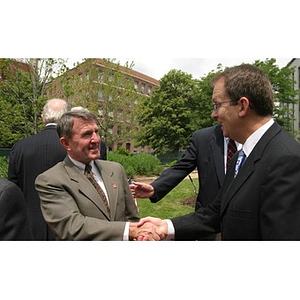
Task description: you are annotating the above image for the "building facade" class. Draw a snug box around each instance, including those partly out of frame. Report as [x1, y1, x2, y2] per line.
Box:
[287, 58, 300, 140]
[47, 59, 160, 153]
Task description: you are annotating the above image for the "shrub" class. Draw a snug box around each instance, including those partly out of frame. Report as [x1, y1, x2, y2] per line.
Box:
[0, 157, 8, 178]
[107, 151, 163, 178]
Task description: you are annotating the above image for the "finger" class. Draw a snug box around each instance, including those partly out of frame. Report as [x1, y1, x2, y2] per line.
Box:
[137, 217, 154, 227]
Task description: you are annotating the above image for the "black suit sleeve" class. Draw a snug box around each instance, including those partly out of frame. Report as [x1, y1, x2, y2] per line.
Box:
[171, 196, 221, 240]
[150, 132, 198, 203]
[0, 179, 33, 240]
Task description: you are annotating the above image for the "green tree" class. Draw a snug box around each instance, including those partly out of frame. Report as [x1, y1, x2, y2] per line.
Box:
[136, 59, 297, 155]
[253, 58, 298, 134]
[136, 69, 197, 154]
[192, 64, 224, 130]
[0, 58, 67, 147]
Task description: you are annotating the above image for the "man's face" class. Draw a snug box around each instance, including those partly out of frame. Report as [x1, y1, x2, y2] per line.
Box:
[211, 78, 240, 140]
[62, 118, 100, 164]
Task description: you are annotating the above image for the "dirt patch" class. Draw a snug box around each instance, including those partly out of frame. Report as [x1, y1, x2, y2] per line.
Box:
[181, 195, 197, 208]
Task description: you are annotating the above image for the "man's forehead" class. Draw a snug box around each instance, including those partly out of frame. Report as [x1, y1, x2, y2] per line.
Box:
[73, 118, 97, 130]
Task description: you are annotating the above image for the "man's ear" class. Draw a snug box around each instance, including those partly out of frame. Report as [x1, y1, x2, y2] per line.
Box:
[60, 137, 70, 151]
[238, 97, 251, 117]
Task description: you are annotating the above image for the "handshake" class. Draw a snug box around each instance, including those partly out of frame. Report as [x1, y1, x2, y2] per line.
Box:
[129, 217, 169, 241]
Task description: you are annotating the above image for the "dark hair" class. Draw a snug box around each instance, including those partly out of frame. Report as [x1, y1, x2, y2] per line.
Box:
[212, 64, 274, 116]
[57, 110, 98, 138]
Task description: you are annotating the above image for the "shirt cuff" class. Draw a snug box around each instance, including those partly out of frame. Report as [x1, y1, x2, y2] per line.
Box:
[164, 219, 175, 241]
[123, 222, 130, 241]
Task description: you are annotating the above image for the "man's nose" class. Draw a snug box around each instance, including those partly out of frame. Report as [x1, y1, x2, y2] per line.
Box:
[211, 109, 218, 120]
[91, 132, 100, 141]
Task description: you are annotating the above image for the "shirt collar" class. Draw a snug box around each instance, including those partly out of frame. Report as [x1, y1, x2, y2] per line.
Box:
[242, 118, 274, 157]
[68, 155, 95, 174]
[46, 123, 57, 127]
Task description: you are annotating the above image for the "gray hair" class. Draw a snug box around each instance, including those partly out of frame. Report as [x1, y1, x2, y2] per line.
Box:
[42, 99, 69, 123]
[57, 109, 98, 139]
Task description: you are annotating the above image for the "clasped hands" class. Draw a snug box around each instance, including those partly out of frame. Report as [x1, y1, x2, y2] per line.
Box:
[129, 217, 168, 241]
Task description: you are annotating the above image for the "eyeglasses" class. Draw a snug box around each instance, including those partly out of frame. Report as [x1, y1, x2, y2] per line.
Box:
[213, 101, 234, 111]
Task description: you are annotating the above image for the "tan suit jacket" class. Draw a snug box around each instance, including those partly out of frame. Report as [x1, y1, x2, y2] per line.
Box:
[35, 156, 140, 240]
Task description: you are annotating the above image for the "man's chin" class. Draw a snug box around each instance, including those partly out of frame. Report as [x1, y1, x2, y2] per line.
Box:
[89, 150, 100, 159]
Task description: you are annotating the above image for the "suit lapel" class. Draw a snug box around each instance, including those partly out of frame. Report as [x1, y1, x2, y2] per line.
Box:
[64, 157, 111, 220]
[220, 122, 282, 215]
[210, 125, 225, 185]
[94, 160, 118, 220]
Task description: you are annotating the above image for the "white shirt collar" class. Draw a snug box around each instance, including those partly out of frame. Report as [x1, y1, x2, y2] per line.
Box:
[68, 155, 95, 174]
[242, 118, 274, 157]
[46, 123, 57, 127]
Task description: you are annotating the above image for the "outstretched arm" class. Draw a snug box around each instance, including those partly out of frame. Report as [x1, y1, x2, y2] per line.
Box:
[129, 181, 155, 198]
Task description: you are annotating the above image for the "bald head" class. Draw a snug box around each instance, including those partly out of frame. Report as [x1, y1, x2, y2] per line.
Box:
[42, 98, 69, 124]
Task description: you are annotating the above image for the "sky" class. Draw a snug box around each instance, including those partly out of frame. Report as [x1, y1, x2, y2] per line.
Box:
[68, 58, 292, 81]
[115, 58, 293, 80]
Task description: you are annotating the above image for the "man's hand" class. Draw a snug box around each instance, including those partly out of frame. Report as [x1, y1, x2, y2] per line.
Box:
[129, 221, 165, 241]
[136, 217, 168, 241]
[129, 181, 155, 198]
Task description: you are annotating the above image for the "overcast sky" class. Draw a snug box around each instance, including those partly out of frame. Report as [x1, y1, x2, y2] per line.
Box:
[70, 58, 292, 81]
[116, 58, 292, 80]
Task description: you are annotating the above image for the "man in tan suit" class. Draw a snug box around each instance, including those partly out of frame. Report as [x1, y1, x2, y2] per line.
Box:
[35, 109, 161, 241]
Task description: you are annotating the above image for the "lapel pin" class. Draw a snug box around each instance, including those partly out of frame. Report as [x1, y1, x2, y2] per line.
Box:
[113, 184, 117, 189]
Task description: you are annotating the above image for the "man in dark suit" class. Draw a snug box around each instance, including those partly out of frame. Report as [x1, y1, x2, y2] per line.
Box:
[138, 64, 300, 241]
[100, 140, 107, 160]
[8, 98, 69, 240]
[0, 179, 33, 240]
[130, 125, 238, 211]
[35, 109, 162, 241]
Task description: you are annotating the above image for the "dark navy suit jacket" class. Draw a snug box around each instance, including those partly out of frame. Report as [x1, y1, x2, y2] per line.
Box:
[172, 122, 300, 240]
[8, 125, 66, 240]
[0, 179, 33, 240]
[151, 125, 225, 210]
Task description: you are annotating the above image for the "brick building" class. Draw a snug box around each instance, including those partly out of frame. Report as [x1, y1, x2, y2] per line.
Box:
[47, 58, 160, 153]
[287, 58, 300, 140]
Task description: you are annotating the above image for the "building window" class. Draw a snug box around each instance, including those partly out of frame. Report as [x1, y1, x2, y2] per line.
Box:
[98, 90, 103, 100]
[117, 125, 122, 135]
[148, 85, 152, 95]
[98, 70, 104, 82]
[141, 83, 145, 94]
[134, 81, 139, 90]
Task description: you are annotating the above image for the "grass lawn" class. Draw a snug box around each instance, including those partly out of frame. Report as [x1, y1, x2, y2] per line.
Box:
[136, 177, 198, 219]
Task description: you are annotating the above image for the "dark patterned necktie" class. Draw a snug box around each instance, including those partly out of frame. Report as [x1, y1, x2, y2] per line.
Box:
[85, 164, 111, 217]
[227, 139, 237, 171]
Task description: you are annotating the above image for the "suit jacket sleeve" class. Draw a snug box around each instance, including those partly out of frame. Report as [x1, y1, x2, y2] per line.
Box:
[171, 196, 221, 240]
[150, 132, 198, 202]
[0, 179, 33, 240]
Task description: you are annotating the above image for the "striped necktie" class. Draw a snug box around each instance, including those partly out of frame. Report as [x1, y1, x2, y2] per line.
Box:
[227, 139, 237, 171]
[85, 164, 111, 217]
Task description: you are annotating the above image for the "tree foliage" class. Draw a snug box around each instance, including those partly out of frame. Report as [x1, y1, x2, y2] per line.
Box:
[0, 58, 68, 147]
[253, 58, 298, 133]
[136, 69, 198, 154]
[136, 59, 298, 154]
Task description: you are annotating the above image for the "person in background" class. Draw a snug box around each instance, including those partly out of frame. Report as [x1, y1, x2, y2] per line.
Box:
[0, 179, 33, 240]
[35, 108, 161, 240]
[8, 98, 69, 240]
[137, 64, 300, 241]
[100, 139, 107, 160]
